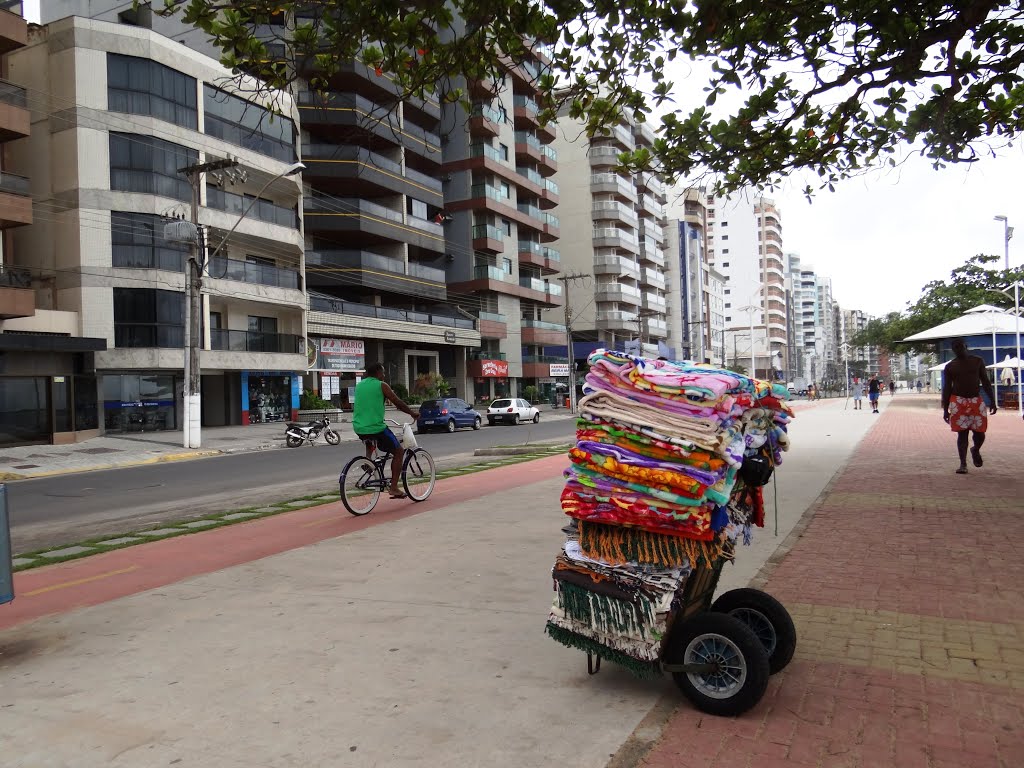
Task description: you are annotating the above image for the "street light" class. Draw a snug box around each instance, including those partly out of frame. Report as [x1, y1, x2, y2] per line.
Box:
[176, 160, 305, 449]
[994, 215, 1022, 416]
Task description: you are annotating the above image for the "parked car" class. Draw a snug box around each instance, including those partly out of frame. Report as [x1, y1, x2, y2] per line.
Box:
[416, 398, 482, 433]
[487, 398, 541, 426]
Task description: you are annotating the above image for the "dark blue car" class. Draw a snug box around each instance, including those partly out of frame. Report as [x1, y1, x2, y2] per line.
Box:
[416, 398, 482, 433]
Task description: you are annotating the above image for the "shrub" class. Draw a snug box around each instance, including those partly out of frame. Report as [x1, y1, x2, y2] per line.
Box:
[300, 389, 333, 410]
[523, 385, 539, 403]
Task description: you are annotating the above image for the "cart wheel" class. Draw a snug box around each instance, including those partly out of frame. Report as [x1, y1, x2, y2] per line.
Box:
[711, 588, 796, 674]
[666, 612, 769, 717]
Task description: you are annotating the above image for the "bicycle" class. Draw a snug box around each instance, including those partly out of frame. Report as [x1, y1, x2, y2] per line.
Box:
[339, 418, 436, 515]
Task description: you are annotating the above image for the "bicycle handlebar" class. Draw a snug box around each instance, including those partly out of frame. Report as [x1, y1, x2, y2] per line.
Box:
[385, 417, 412, 426]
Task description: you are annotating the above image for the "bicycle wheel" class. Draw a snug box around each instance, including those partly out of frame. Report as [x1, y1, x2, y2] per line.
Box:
[340, 456, 381, 516]
[402, 448, 436, 502]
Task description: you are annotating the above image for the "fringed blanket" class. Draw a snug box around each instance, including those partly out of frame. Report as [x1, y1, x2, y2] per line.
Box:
[578, 520, 727, 570]
[576, 422, 727, 471]
[561, 482, 715, 540]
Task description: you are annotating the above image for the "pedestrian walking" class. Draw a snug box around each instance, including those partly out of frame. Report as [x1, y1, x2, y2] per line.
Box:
[942, 338, 997, 475]
[852, 380, 865, 410]
[888, 379, 896, 396]
[916, 379, 923, 393]
[868, 375, 881, 413]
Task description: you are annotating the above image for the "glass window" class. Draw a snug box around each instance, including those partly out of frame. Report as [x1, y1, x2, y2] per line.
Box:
[111, 211, 189, 270]
[74, 376, 99, 431]
[109, 134, 198, 202]
[53, 377, 71, 433]
[113, 287, 186, 348]
[500, 182, 510, 199]
[0, 377, 49, 446]
[499, 143, 509, 161]
[107, 54, 197, 129]
[203, 85, 295, 162]
[407, 198, 428, 220]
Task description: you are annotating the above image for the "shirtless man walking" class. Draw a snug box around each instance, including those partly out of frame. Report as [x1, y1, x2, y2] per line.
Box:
[942, 338, 997, 474]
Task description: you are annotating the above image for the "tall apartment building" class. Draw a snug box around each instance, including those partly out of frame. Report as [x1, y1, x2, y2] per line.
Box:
[12, 13, 308, 433]
[785, 254, 838, 383]
[842, 308, 880, 378]
[0, 2, 110, 447]
[47, 2, 485, 410]
[666, 187, 723, 363]
[552, 116, 670, 360]
[706, 191, 788, 379]
[441, 50, 564, 402]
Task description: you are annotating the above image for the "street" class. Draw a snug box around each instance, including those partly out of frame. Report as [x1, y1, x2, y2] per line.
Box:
[6, 417, 576, 553]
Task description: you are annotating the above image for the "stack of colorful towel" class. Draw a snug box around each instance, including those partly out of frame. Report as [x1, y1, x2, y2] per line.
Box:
[546, 350, 793, 676]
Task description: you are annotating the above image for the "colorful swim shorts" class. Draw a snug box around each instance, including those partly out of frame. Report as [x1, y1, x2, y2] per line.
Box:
[948, 395, 987, 433]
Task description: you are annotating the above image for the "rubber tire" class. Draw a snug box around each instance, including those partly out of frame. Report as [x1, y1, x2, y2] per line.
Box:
[446, 419, 456, 433]
[532, 413, 541, 424]
[666, 612, 770, 717]
[402, 448, 436, 502]
[339, 456, 380, 516]
[324, 429, 341, 446]
[711, 588, 797, 674]
[513, 414, 521, 425]
[472, 416, 481, 430]
[285, 434, 303, 448]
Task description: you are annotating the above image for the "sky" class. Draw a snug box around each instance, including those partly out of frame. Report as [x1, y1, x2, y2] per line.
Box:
[21, 0, 1021, 317]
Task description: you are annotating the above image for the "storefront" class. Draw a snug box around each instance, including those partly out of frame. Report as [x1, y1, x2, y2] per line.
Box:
[242, 371, 300, 424]
[103, 373, 178, 433]
[469, 358, 510, 404]
[308, 337, 365, 409]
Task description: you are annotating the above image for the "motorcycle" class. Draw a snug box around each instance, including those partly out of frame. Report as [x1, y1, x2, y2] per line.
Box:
[285, 416, 341, 448]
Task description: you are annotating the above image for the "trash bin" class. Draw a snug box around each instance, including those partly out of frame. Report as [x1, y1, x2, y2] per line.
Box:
[1, 485, 13, 606]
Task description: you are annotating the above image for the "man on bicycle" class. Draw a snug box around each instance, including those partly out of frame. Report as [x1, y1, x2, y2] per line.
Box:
[352, 362, 419, 498]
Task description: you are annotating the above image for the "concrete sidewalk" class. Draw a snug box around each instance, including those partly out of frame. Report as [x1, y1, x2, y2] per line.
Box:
[0, 405, 578, 480]
[0, 396, 880, 767]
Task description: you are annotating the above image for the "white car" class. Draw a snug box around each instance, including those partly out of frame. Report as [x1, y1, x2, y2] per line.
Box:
[487, 398, 540, 425]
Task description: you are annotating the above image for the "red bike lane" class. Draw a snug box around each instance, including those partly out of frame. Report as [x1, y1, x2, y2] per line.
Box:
[1, 454, 568, 632]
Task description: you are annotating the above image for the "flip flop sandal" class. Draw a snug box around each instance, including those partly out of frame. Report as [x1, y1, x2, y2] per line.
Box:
[955, 466, 969, 475]
[388, 491, 407, 499]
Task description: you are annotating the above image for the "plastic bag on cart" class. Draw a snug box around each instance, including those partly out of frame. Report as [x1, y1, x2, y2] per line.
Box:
[740, 446, 774, 487]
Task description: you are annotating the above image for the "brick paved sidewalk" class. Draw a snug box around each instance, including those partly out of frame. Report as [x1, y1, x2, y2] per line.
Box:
[635, 399, 1024, 768]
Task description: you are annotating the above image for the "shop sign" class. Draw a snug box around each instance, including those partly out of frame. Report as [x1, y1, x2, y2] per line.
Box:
[480, 359, 509, 377]
[549, 363, 570, 377]
[444, 330, 457, 344]
[311, 337, 365, 372]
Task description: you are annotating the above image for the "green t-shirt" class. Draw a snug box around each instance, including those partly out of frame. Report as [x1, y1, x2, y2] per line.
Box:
[352, 377, 386, 435]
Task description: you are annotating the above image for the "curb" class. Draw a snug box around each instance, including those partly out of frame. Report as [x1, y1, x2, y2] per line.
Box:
[2, 449, 224, 481]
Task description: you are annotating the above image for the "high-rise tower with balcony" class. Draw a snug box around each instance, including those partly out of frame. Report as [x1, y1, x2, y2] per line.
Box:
[441, 50, 565, 402]
[551, 116, 670, 360]
[706, 191, 789, 379]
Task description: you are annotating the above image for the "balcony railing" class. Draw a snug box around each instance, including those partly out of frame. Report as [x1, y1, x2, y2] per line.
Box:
[541, 145, 557, 161]
[0, 172, 30, 197]
[0, 265, 32, 288]
[471, 103, 503, 123]
[520, 276, 546, 292]
[543, 212, 559, 228]
[593, 228, 637, 245]
[475, 264, 510, 281]
[302, 144, 402, 175]
[518, 240, 543, 255]
[472, 224, 504, 241]
[522, 354, 567, 363]
[115, 324, 185, 349]
[517, 202, 543, 220]
[0, 80, 27, 109]
[308, 295, 475, 328]
[544, 178, 559, 194]
[518, 166, 544, 186]
[306, 249, 445, 284]
[513, 95, 539, 113]
[514, 131, 542, 149]
[471, 183, 504, 203]
[470, 143, 504, 162]
[542, 247, 560, 262]
[210, 329, 303, 354]
[478, 311, 506, 323]
[522, 319, 566, 331]
[469, 350, 507, 360]
[208, 257, 300, 290]
[207, 187, 298, 229]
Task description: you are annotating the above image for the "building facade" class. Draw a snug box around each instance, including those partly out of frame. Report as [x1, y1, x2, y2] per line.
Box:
[551, 116, 670, 361]
[441, 51, 564, 402]
[706, 191, 789, 379]
[10, 15, 308, 433]
[666, 188, 715, 362]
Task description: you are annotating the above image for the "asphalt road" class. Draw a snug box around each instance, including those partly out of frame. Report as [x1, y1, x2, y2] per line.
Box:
[8, 418, 576, 553]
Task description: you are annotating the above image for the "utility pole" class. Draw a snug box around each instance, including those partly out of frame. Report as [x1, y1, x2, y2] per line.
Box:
[558, 272, 590, 414]
[177, 157, 239, 449]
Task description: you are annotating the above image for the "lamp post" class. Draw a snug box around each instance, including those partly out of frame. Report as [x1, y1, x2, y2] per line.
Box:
[174, 160, 305, 448]
[994, 215, 1022, 415]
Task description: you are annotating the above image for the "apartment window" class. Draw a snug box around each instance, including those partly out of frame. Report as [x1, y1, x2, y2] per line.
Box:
[203, 85, 295, 162]
[109, 133, 197, 201]
[408, 197, 428, 219]
[722, 262, 730, 268]
[498, 104, 509, 124]
[721, 221, 728, 227]
[502, 218, 512, 236]
[724, 288, 731, 294]
[721, 234, 729, 240]
[499, 143, 509, 161]
[107, 54, 197, 129]
[113, 288, 185, 348]
[725, 302, 731, 308]
[500, 181, 511, 199]
[111, 211, 189, 271]
[502, 257, 512, 273]
[722, 248, 729, 254]
[248, 315, 278, 334]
